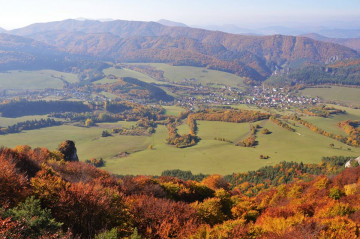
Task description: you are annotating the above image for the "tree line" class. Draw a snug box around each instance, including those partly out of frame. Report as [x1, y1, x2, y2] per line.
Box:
[0, 100, 91, 117]
[0, 119, 62, 135]
[189, 109, 270, 123]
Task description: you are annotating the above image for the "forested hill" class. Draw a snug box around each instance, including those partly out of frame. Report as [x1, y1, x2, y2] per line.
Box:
[7, 19, 360, 82]
[0, 33, 70, 71]
[301, 33, 360, 52]
[0, 33, 109, 73]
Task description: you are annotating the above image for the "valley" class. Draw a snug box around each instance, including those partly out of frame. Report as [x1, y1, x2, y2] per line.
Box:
[1, 3, 360, 237]
[0, 63, 359, 175]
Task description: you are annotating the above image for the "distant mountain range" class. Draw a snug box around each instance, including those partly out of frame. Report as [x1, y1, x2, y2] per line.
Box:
[0, 19, 359, 83]
[196, 24, 360, 39]
[300, 33, 360, 52]
[157, 19, 188, 27]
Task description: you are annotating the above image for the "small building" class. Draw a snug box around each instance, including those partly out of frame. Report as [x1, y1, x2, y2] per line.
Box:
[345, 156, 360, 168]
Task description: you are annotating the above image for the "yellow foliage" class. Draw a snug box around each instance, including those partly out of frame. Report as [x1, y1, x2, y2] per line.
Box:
[193, 197, 226, 226]
[344, 183, 359, 196]
[31, 165, 69, 201]
[13, 145, 32, 153]
[287, 185, 303, 199]
[314, 176, 329, 189]
[318, 217, 358, 239]
[259, 214, 305, 234]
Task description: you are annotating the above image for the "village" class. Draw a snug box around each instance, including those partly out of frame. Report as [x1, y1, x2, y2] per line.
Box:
[176, 84, 320, 109]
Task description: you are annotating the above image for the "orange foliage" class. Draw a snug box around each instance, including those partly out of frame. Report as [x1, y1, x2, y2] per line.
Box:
[201, 175, 230, 191]
[128, 195, 201, 238]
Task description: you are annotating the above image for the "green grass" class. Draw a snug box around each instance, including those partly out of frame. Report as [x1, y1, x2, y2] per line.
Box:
[1, 107, 359, 176]
[105, 119, 360, 175]
[0, 70, 78, 90]
[163, 106, 185, 117]
[95, 67, 163, 85]
[0, 122, 150, 162]
[130, 63, 246, 89]
[300, 86, 360, 107]
[301, 105, 360, 137]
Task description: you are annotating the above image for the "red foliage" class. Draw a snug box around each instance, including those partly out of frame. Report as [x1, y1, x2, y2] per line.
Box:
[51, 182, 129, 238]
[127, 195, 201, 238]
[263, 207, 296, 219]
[0, 155, 30, 206]
[0, 216, 26, 239]
[121, 176, 166, 198]
[332, 167, 360, 188]
[0, 147, 41, 178]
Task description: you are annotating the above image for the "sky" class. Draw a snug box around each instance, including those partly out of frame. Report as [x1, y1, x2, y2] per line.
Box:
[0, 0, 359, 30]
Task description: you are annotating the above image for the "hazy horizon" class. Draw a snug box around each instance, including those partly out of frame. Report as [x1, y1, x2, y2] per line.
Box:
[0, 0, 359, 30]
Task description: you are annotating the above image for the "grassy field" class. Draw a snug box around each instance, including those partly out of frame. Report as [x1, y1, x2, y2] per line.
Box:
[163, 105, 185, 117]
[106, 119, 360, 175]
[1, 106, 359, 176]
[0, 70, 78, 90]
[300, 86, 360, 107]
[130, 63, 246, 89]
[95, 67, 163, 85]
[0, 122, 150, 162]
[301, 105, 360, 137]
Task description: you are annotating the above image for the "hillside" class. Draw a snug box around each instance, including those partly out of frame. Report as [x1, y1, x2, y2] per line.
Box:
[267, 59, 360, 86]
[0, 33, 71, 71]
[301, 33, 360, 52]
[8, 19, 360, 82]
[1, 144, 360, 238]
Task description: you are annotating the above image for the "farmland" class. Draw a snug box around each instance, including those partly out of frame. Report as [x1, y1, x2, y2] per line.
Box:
[0, 70, 78, 90]
[129, 63, 247, 89]
[1, 107, 359, 176]
[105, 118, 360, 175]
[300, 86, 360, 107]
[0, 65, 359, 176]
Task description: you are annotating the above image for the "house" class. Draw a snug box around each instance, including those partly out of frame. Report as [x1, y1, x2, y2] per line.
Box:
[345, 156, 360, 168]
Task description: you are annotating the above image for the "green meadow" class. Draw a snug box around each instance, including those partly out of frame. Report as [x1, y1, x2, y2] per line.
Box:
[130, 63, 246, 89]
[163, 105, 185, 117]
[0, 122, 150, 162]
[106, 119, 359, 175]
[0, 70, 78, 90]
[96, 67, 163, 84]
[300, 86, 360, 107]
[0, 106, 359, 176]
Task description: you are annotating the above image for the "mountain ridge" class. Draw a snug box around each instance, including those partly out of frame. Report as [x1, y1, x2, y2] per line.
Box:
[4, 19, 360, 81]
[300, 33, 360, 52]
[157, 19, 188, 27]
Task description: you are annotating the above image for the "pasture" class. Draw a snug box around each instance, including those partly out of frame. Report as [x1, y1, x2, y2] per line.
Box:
[163, 105, 185, 117]
[106, 119, 360, 175]
[0, 70, 78, 90]
[300, 86, 360, 107]
[130, 63, 246, 89]
[0, 122, 150, 162]
[96, 67, 163, 84]
[1, 106, 359, 176]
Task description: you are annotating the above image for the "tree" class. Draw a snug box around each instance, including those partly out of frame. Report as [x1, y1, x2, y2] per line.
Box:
[85, 118, 95, 127]
[102, 130, 111, 137]
[5, 196, 63, 238]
